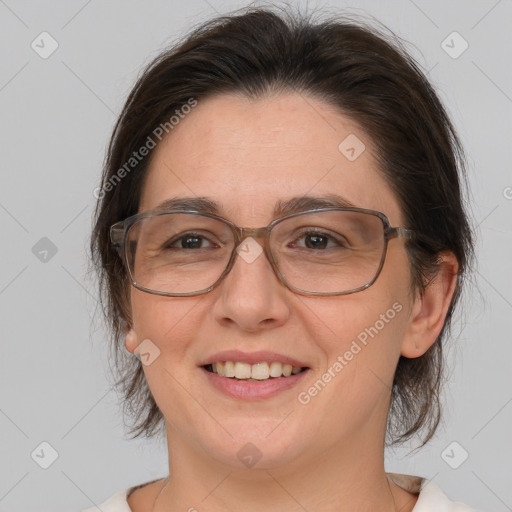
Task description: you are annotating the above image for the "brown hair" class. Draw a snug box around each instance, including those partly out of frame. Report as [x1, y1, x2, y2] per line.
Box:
[90, 4, 473, 446]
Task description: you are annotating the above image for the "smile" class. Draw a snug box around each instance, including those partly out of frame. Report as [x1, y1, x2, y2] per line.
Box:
[204, 361, 305, 380]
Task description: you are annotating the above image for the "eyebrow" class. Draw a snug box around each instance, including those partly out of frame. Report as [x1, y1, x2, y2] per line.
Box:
[153, 194, 357, 217]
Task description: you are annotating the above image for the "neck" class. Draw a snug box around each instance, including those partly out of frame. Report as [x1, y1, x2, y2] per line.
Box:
[152, 427, 411, 512]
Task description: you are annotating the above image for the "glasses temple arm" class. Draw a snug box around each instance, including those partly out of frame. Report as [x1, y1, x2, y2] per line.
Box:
[110, 224, 125, 253]
[388, 226, 416, 241]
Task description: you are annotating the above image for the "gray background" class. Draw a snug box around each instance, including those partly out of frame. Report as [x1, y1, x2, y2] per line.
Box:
[1, 0, 511, 511]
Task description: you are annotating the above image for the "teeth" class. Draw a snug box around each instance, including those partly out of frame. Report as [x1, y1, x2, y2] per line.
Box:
[209, 361, 303, 380]
[269, 361, 283, 377]
[224, 360, 236, 377]
[282, 364, 292, 377]
[215, 362, 225, 377]
[234, 362, 251, 379]
[251, 362, 270, 380]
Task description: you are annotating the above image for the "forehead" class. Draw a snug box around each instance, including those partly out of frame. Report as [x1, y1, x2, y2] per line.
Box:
[140, 92, 403, 226]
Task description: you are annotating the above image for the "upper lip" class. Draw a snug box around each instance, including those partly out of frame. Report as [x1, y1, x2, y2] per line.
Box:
[198, 350, 309, 368]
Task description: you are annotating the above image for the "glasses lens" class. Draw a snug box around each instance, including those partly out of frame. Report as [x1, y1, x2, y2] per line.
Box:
[270, 210, 385, 294]
[126, 213, 234, 294]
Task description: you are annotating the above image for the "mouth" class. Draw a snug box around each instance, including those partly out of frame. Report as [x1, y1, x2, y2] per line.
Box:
[199, 351, 311, 400]
[203, 361, 307, 381]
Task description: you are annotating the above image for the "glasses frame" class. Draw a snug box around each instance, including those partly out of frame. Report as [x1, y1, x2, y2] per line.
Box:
[110, 207, 415, 297]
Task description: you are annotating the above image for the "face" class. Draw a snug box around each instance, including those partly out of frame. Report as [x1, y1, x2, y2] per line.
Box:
[127, 92, 416, 470]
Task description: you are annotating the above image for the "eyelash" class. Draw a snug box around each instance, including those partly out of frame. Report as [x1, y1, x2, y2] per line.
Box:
[165, 232, 220, 249]
[288, 230, 347, 249]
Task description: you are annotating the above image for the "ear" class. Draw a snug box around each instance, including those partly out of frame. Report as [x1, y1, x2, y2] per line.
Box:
[124, 328, 139, 354]
[401, 252, 459, 358]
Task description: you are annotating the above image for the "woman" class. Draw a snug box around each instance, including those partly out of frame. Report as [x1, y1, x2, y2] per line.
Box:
[87, 5, 478, 511]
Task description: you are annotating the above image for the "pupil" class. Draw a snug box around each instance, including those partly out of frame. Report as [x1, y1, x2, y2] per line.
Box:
[182, 236, 201, 249]
[306, 234, 327, 249]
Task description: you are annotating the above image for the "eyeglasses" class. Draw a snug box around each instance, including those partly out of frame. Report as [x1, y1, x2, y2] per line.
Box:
[110, 207, 415, 297]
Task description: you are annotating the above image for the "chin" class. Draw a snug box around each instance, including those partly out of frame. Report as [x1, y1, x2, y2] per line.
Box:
[193, 417, 310, 470]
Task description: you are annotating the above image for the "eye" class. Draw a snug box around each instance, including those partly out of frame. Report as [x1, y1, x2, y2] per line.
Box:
[165, 232, 218, 249]
[289, 230, 347, 250]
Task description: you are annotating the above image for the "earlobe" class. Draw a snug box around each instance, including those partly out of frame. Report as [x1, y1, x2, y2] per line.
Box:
[124, 328, 139, 353]
[401, 252, 459, 358]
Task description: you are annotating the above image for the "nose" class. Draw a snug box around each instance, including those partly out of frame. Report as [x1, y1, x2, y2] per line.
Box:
[212, 237, 291, 332]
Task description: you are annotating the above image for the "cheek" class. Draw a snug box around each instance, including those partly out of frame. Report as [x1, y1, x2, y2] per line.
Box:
[297, 267, 412, 404]
[129, 291, 203, 390]
[129, 292, 205, 424]
[130, 291, 201, 341]
[296, 299, 409, 439]
[307, 296, 407, 377]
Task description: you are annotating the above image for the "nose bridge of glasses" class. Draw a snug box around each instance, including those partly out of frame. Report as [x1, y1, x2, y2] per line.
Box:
[237, 226, 269, 243]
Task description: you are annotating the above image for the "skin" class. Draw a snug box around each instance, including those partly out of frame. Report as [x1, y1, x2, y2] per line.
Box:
[124, 92, 458, 512]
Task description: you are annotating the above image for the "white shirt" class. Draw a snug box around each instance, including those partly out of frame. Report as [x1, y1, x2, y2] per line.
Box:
[78, 473, 481, 511]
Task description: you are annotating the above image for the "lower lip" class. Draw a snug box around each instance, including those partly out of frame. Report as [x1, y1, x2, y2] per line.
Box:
[201, 367, 309, 400]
